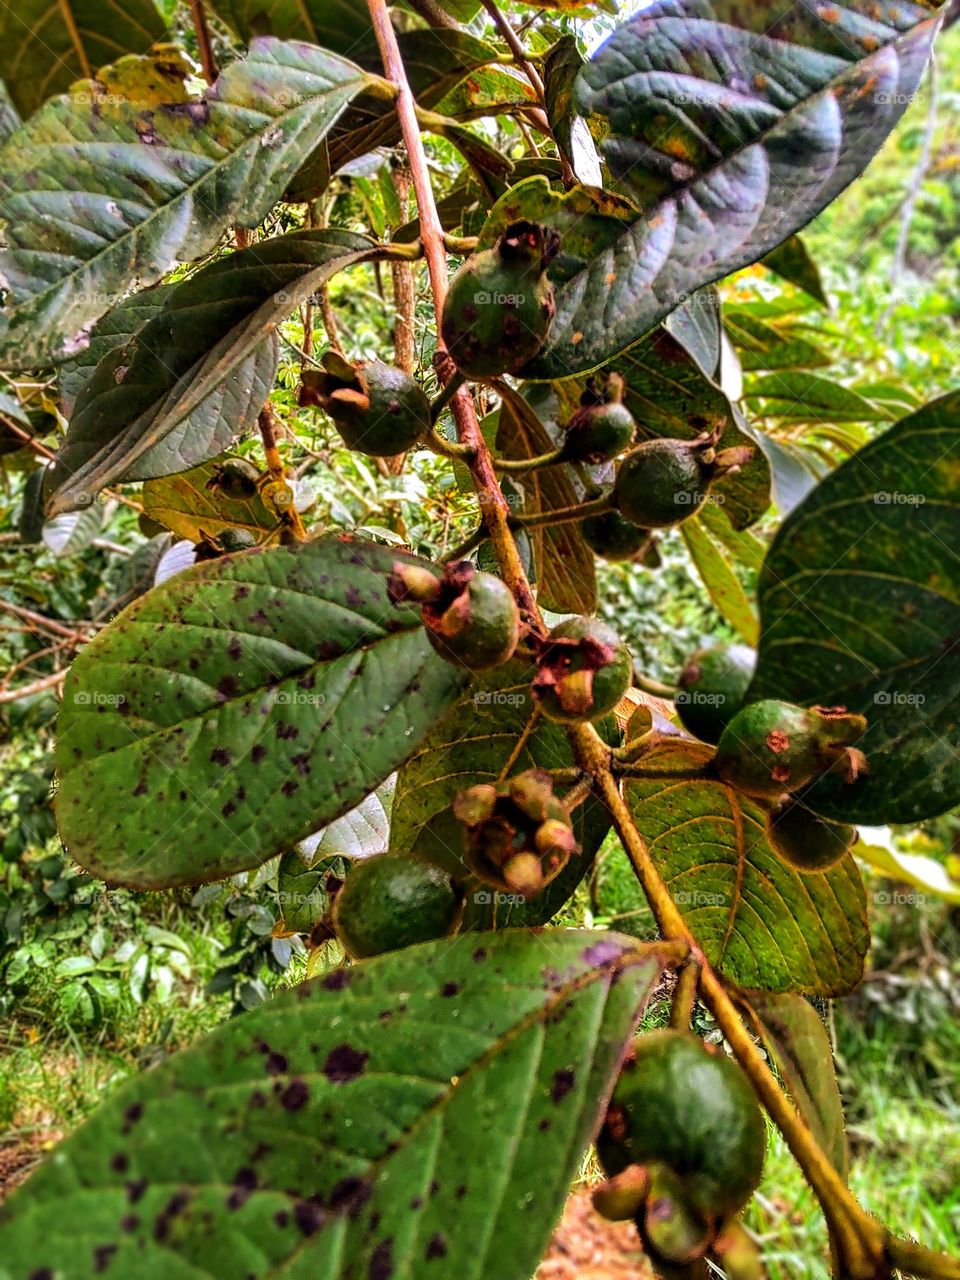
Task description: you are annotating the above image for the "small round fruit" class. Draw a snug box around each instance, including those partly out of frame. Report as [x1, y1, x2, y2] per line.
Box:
[676, 644, 756, 745]
[533, 617, 632, 723]
[598, 1029, 765, 1220]
[614, 438, 707, 528]
[331, 854, 462, 959]
[714, 700, 865, 800]
[421, 564, 520, 672]
[441, 221, 558, 379]
[581, 510, 652, 562]
[217, 527, 257, 554]
[300, 355, 430, 456]
[210, 457, 259, 499]
[564, 401, 636, 464]
[767, 797, 855, 872]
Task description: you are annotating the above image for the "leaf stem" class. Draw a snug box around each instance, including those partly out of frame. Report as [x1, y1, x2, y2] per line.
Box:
[258, 405, 306, 542]
[366, 0, 540, 627]
[430, 371, 467, 424]
[494, 448, 567, 473]
[670, 958, 699, 1031]
[188, 0, 218, 84]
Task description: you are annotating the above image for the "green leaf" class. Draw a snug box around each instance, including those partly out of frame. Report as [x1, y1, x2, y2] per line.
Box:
[624, 738, 868, 995]
[41, 502, 107, 558]
[726, 312, 831, 372]
[56, 538, 469, 888]
[543, 37, 601, 186]
[46, 230, 378, 514]
[761, 236, 830, 308]
[680, 516, 759, 646]
[0, 0, 165, 119]
[663, 288, 722, 382]
[299, 776, 395, 864]
[58, 284, 175, 417]
[141, 459, 278, 543]
[744, 372, 895, 424]
[0, 40, 371, 369]
[208, 0, 371, 51]
[751, 390, 960, 824]
[0, 930, 668, 1280]
[286, 30, 498, 200]
[747, 992, 849, 1178]
[527, 1, 940, 376]
[392, 661, 616, 930]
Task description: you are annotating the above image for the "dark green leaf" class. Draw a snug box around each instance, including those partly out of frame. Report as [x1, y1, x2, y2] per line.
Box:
[56, 538, 469, 887]
[726, 312, 831, 372]
[208, 0, 371, 51]
[625, 737, 868, 995]
[46, 230, 378, 514]
[680, 517, 758, 645]
[543, 36, 601, 185]
[663, 288, 722, 383]
[748, 992, 849, 1178]
[0, 0, 165, 119]
[527, 1, 940, 376]
[0, 40, 371, 369]
[286, 30, 498, 200]
[751, 390, 960, 823]
[744, 372, 895, 424]
[392, 661, 617, 929]
[0, 930, 668, 1280]
[762, 236, 830, 308]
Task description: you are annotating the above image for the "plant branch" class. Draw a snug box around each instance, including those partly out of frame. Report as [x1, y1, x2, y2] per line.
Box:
[494, 447, 566, 474]
[511, 495, 611, 529]
[258, 405, 306, 541]
[568, 719, 893, 1277]
[188, 0, 218, 84]
[887, 1236, 960, 1280]
[366, 0, 540, 627]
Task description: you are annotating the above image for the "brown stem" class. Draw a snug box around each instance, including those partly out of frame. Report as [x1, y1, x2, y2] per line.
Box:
[481, 0, 545, 101]
[59, 0, 92, 79]
[0, 670, 68, 704]
[258, 405, 306, 542]
[887, 1237, 960, 1280]
[569, 720, 891, 1277]
[188, 0, 218, 84]
[494, 447, 566, 474]
[366, 0, 540, 629]
[670, 958, 699, 1031]
[318, 285, 344, 355]
[511, 495, 611, 529]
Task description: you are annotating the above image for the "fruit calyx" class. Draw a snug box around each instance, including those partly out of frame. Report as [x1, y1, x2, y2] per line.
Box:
[299, 352, 430, 456]
[453, 768, 579, 895]
[390, 559, 520, 672]
[562, 372, 637, 464]
[532, 617, 632, 723]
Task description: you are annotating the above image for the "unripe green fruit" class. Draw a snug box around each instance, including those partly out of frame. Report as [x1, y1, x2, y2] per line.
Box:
[300, 353, 430, 456]
[676, 644, 756, 745]
[217, 528, 257, 554]
[641, 1163, 712, 1266]
[581, 510, 653, 562]
[441, 221, 558, 379]
[767, 797, 855, 872]
[209, 457, 259, 499]
[417, 563, 520, 672]
[592, 1164, 651, 1222]
[564, 401, 636, 464]
[714, 700, 867, 800]
[533, 616, 632, 723]
[331, 854, 462, 959]
[614, 438, 707, 528]
[598, 1029, 765, 1220]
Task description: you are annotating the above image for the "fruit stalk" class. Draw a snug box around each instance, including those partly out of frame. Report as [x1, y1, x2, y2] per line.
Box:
[366, 0, 540, 625]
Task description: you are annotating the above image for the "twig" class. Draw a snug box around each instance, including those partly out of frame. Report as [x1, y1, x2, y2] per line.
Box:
[0, 670, 67, 704]
[366, 0, 540, 628]
[189, 0, 218, 84]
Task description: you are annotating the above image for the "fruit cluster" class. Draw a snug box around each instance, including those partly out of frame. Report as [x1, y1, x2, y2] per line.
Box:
[594, 1030, 766, 1278]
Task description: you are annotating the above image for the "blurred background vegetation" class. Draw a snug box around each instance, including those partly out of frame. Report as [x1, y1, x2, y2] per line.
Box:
[0, 4, 958, 1275]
